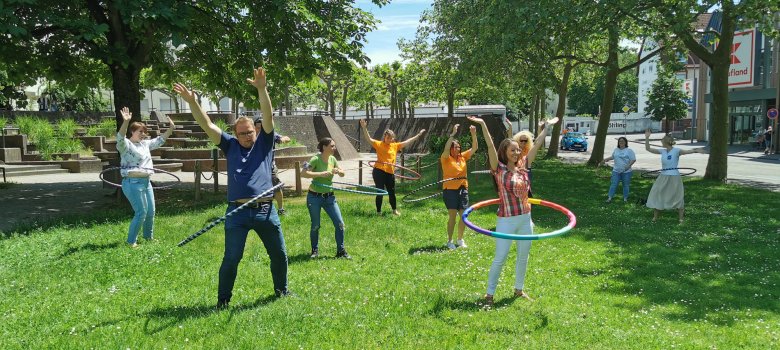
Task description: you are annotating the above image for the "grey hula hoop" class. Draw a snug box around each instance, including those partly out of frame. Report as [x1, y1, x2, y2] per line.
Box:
[99, 166, 181, 189]
[311, 181, 389, 196]
[177, 182, 285, 247]
[402, 177, 467, 203]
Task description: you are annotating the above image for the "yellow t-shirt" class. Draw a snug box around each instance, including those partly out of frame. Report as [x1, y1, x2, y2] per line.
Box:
[371, 140, 402, 174]
[441, 149, 472, 189]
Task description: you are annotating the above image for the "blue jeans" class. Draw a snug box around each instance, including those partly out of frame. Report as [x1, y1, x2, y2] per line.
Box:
[121, 177, 155, 244]
[307, 192, 345, 251]
[219, 202, 288, 301]
[608, 171, 633, 200]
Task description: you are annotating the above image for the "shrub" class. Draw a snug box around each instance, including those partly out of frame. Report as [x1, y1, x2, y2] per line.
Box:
[86, 119, 116, 138]
[56, 118, 79, 137]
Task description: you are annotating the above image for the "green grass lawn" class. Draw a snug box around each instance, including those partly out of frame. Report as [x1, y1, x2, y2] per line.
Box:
[1, 156, 779, 349]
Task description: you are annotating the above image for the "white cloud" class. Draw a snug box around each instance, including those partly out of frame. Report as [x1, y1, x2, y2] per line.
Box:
[375, 15, 422, 31]
[364, 48, 407, 66]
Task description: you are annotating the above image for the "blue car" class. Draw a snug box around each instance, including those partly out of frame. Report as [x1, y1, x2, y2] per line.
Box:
[560, 132, 588, 152]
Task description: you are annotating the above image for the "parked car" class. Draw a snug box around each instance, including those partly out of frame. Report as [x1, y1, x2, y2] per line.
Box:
[560, 132, 588, 152]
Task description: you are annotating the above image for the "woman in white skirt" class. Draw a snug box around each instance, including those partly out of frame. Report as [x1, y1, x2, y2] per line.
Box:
[644, 129, 705, 223]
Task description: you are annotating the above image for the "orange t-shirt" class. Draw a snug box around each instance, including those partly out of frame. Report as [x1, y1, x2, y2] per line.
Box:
[441, 149, 472, 189]
[371, 140, 402, 174]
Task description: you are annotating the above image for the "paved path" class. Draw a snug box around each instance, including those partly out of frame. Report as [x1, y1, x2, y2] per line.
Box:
[2, 140, 778, 233]
[549, 132, 780, 191]
[0, 154, 386, 233]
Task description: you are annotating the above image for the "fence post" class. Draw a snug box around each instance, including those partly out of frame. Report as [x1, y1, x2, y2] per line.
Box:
[295, 161, 302, 196]
[194, 160, 202, 200]
[359, 160, 363, 185]
[400, 155, 405, 183]
[211, 148, 219, 193]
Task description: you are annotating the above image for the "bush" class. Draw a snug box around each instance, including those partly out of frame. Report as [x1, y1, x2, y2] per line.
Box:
[15, 116, 88, 160]
[86, 119, 116, 138]
[56, 118, 79, 137]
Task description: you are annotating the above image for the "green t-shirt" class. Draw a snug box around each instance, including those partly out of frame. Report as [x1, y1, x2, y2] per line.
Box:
[307, 154, 338, 192]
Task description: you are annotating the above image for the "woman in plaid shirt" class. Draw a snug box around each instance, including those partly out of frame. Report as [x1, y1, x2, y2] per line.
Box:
[468, 115, 557, 306]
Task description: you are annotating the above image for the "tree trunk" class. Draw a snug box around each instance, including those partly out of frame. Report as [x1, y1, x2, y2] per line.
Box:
[410, 102, 415, 118]
[341, 84, 348, 119]
[531, 93, 539, 135]
[111, 66, 142, 135]
[587, 27, 620, 166]
[447, 89, 455, 118]
[704, 56, 730, 181]
[365, 102, 370, 119]
[285, 86, 292, 116]
[546, 62, 573, 158]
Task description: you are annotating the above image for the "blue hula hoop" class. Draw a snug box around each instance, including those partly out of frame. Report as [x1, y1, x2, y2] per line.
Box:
[311, 181, 389, 196]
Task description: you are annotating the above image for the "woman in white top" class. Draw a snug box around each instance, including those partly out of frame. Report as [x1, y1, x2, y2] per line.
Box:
[600, 137, 636, 202]
[116, 107, 174, 247]
[644, 129, 705, 223]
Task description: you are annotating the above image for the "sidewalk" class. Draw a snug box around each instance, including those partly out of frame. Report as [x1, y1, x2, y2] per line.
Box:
[551, 132, 780, 192]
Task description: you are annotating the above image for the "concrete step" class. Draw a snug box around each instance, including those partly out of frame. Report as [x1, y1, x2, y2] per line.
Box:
[6, 168, 71, 177]
[3, 164, 66, 173]
[5, 168, 70, 177]
[155, 162, 183, 172]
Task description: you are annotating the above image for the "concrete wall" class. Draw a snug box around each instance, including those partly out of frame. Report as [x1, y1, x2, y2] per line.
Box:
[335, 116, 508, 154]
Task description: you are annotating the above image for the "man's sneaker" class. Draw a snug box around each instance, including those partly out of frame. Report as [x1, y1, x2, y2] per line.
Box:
[278, 208, 286, 215]
[336, 249, 352, 259]
[216, 298, 230, 310]
[457, 239, 467, 248]
[310, 248, 319, 259]
[447, 241, 456, 250]
[605, 197, 612, 203]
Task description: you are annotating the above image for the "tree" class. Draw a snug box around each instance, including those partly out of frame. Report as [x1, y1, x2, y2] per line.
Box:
[0, 0, 386, 130]
[348, 66, 384, 119]
[635, 0, 780, 180]
[645, 70, 688, 132]
[568, 55, 639, 116]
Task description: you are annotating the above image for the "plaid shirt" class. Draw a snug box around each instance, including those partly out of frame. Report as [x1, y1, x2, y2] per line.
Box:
[493, 158, 531, 217]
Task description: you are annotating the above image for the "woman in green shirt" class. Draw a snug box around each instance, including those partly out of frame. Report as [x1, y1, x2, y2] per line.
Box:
[302, 138, 350, 259]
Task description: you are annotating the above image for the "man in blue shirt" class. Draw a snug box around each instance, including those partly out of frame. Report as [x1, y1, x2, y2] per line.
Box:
[174, 67, 289, 309]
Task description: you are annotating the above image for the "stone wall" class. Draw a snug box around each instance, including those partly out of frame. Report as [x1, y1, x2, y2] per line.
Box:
[334, 116, 509, 154]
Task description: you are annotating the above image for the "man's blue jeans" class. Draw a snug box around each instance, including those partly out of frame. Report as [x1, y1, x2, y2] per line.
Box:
[307, 192, 345, 252]
[219, 202, 288, 301]
[121, 177, 155, 244]
[608, 171, 633, 200]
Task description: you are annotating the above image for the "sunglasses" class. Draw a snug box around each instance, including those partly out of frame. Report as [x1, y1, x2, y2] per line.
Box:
[518, 139, 528, 143]
[236, 131, 255, 137]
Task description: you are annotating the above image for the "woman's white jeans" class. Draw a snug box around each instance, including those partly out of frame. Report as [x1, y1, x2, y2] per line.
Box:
[486, 213, 532, 295]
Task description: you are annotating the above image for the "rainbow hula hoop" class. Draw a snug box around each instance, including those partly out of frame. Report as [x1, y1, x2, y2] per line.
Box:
[640, 167, 697, 179]
[100, 166, 181, 190]
[311, 181, 389, 196]
[462, 198, 576, 240]
[368, 160, 422, 181]
[402, 177, 466, 203]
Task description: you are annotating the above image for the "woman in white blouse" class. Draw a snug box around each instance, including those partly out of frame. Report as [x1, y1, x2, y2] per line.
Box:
[116, 107, 174, 247]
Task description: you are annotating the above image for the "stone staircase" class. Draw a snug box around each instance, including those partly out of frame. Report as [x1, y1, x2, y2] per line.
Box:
[2, 164, 71, 177]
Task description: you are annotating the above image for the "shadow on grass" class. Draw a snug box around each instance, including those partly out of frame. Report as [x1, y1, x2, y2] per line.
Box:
[530, 163, 780, 326]
[60, 242, 122, 257]
[143, 295, 277, 334]
[408, 244, 449, 255]
[1, 184, 225, 239]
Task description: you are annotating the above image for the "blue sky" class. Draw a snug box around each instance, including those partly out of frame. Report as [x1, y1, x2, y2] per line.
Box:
[356, 0, 433, 66]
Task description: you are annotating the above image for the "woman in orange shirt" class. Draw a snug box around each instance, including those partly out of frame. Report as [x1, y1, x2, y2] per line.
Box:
[440, 123, 478, 249]
[360, 119, 426, 216]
